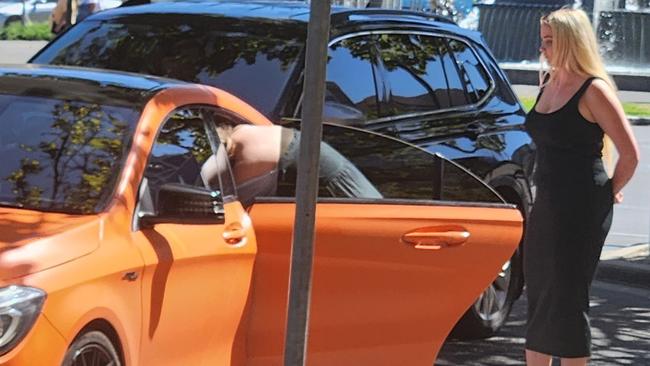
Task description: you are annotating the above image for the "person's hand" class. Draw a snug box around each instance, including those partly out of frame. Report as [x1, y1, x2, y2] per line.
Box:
[614, 191, 624, 204]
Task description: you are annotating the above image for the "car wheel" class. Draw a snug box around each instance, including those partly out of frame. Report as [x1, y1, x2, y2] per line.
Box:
[62, 330, 122, 366]
[4, 16, 23, 28]
[450, 187, 528, 339]
[450, 246, 524, 339]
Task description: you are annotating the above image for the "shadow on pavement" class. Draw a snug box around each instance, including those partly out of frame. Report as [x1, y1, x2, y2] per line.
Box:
[437, 284, 650, 365]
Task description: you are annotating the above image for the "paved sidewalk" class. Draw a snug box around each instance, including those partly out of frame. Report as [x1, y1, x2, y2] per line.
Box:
[598, 243, 650, 290]
[0, 40, 48, 64]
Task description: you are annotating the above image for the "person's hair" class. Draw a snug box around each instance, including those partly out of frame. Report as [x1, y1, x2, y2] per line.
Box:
[539, 7, 615, 171]
[539, 8, 615, 91]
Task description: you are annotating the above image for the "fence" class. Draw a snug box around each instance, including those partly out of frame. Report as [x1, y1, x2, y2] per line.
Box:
[477, 3, 562, 62]
[599, 10, 650, 66]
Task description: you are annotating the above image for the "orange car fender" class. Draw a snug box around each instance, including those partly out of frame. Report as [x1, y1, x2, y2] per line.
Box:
[19, 212, 144, 365]
[0, 312, 67, 365]
[24, 262, 142, 365]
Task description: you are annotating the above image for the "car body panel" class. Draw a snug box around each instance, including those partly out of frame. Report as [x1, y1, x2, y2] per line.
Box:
[246, 200, 522, 365]
[0, 72, 268, 364]
[0, 311, 67, 365]
[18, 210, 144, 366]
[132, 201, 257, 365]
[0, 208, 97, 280]
[0, 65, 524, 364]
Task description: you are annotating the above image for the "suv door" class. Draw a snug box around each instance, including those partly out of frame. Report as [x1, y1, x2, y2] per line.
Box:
[244, 124, 522, 365]
[132, 107, 255, 365]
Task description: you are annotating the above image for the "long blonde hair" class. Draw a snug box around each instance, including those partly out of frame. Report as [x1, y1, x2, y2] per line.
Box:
[539, 8, 615, 171]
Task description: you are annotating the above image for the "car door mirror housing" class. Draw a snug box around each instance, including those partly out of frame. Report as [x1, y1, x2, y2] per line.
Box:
[139, 183, 224, 228]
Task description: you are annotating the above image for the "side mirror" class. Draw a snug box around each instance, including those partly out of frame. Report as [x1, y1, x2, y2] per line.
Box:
[139, 183, 224, 228]
[323, 101, 367, 127]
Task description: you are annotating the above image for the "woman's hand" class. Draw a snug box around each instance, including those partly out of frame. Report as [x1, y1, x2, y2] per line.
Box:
[614, 191, 624, 204]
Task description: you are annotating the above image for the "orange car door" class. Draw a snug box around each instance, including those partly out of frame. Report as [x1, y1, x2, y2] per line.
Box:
[244, 125, 523, 365]
[132, 108, 255, 365]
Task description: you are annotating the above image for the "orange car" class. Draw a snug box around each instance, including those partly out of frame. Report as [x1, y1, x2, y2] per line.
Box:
[0, 65, 522, 365]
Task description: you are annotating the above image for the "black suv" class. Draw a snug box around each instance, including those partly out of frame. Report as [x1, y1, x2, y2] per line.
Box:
[31, 0, 535, 338]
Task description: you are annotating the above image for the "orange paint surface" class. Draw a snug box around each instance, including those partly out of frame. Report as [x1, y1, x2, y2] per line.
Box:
[0, 83, 522, 365]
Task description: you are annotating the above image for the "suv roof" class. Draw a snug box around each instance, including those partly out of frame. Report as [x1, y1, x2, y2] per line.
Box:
[92, 0, 480, 40]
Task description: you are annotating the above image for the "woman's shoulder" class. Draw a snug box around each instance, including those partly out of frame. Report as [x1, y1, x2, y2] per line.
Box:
[583, 78, 616, 104]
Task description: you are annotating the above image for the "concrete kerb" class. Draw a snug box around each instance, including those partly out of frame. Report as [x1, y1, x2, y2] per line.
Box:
[629, 117, 650, 126]
[597, 243, 650, 289]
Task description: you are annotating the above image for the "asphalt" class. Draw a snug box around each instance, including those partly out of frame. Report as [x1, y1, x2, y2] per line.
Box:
[0, 40, 648, 290]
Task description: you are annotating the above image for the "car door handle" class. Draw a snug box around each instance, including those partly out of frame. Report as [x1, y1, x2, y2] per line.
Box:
[401, 226, 470, 250]
[222, 222, 246, 245]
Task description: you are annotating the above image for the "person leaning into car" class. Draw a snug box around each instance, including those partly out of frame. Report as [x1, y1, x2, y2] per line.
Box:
[205, 124, 382, 207]
[523, 7, 640, 366]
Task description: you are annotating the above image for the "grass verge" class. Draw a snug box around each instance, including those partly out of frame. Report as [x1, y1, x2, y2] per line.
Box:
[0, 22, 53, 41]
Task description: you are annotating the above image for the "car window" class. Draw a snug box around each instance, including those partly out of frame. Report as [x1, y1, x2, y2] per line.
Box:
[32, 17, 304, 118]
[143, 108, 215, 208]
[448, 39, 491, 104]
[277, 124, 502, 203]
[325, 35, 380, 122]
[439, 38, 469, 107]
[0, 94, 139, 214]
[375, 34, 477, 116]
[375, 33, 442, 116]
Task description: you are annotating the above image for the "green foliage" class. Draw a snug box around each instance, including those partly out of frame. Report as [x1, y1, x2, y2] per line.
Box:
[622, 102, 650, 117]
[0, 22, 53, 41]
[519, 96, 536, 112]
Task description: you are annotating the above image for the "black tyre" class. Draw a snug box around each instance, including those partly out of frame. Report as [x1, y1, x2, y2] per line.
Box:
[450, 186, 529, 339]
[62, 330, 122, 366]
[4, 16, 23, 28]
[450, 246, 524, 339]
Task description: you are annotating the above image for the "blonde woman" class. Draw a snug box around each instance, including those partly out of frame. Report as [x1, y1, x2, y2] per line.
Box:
[524, 8, 639, 366]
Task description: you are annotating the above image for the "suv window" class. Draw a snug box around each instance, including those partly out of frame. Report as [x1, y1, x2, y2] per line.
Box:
[375, 33, 443, 116]
[325, 35, 379, 121]
[277, 124, 502, 203]
[375, 34, 480, 116]
[448, 39, 491, 104]
[32, 17, 304, 118]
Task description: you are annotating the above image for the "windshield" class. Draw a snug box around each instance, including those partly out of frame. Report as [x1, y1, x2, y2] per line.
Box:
[32, 16, 305, 118]
[0, 94, 139, 214]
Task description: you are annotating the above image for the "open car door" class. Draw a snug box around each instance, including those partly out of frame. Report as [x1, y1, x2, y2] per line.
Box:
[243, 125, 523, 365]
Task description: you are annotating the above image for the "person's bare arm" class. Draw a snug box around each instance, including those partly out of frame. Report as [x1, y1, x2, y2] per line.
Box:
[584, 79, 640, 203]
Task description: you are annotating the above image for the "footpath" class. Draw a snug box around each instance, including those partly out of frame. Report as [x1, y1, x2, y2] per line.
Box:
[513, 84, 650, 290]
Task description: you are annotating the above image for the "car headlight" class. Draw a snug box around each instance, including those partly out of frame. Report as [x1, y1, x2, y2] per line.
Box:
[0, 286, 46, 356]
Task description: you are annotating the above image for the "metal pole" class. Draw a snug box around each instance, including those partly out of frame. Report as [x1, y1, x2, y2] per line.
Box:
[283, 0, 331, 365]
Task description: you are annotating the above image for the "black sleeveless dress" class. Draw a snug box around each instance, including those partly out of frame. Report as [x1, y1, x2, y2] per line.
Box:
[524, 77, 614, 358]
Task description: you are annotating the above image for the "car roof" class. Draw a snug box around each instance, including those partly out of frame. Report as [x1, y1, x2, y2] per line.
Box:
[90, 0, 482, 42]
[0, 64, 186, 108]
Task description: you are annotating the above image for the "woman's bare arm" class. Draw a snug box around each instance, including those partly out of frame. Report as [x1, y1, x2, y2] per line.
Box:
[584, 79, 640, 203]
